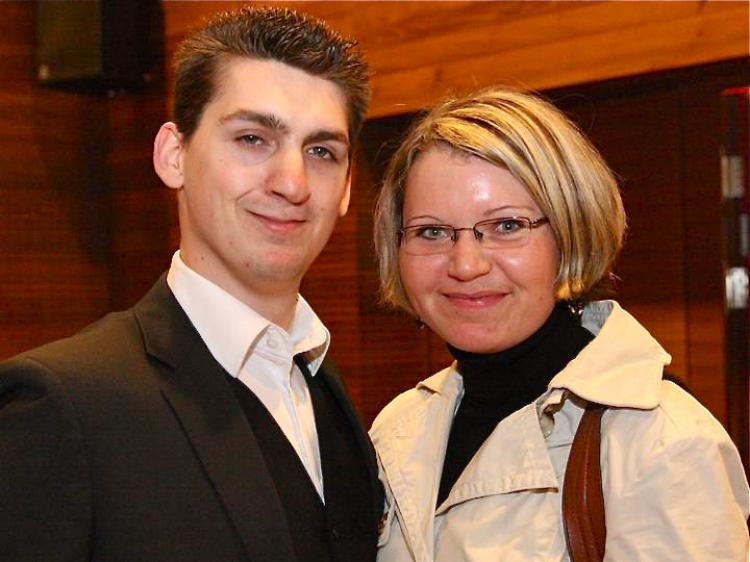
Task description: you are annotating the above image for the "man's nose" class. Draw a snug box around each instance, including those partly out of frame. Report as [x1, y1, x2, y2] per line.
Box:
[446, 230, 491, 281]
[270, 148, 310, 205]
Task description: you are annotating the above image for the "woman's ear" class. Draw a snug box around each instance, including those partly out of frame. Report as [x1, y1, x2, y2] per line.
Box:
[153, 122, 185, 190]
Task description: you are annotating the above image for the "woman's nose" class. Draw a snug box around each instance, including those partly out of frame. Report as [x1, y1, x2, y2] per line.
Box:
[446, 231, 491, 281]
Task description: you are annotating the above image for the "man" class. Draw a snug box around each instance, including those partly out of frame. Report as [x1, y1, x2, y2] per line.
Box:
[0, 7, 381, 562]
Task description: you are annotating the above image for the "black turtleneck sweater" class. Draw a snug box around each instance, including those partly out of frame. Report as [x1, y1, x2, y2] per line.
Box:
[437, 303, 594, 507]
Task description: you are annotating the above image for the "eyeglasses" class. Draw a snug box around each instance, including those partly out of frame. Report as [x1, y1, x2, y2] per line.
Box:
[398, 216, 549, 256]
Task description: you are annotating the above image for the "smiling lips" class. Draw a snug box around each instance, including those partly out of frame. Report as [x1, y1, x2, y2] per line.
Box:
[441, 290, 507, 309]
[248, 210, 306, 233]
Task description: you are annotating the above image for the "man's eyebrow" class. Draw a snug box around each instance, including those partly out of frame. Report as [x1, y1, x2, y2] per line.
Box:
[219, 109, 288, 133]
[219, 109, 349, 149]
[305, 130, 350, 148]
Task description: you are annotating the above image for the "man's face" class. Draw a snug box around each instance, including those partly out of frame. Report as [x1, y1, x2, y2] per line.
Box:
[168, 58, 351, 319]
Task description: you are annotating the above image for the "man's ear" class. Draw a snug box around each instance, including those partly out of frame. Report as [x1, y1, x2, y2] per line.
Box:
[338, 175, 352, 217]
[153, 122, 185, 189]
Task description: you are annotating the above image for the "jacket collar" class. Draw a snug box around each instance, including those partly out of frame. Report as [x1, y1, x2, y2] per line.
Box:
[415, 366, 458, 395]
[547, 300, 671, 409]
[133, 276, 300, 562]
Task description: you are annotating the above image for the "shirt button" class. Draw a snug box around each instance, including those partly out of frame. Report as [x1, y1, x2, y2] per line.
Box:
[267, 336, 278, 349]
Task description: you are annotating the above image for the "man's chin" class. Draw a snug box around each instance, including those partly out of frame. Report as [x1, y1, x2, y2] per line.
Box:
[245, 252, 310, 286]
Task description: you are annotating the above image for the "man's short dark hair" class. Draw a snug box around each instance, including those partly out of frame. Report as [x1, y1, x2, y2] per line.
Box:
[173, 6, 371, 144]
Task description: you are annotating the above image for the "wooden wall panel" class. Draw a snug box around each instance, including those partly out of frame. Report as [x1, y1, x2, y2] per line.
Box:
[106, 90, 174, 311]
[351, 116, 433, 419]
[0, 2, 111, 359]
[368, 2, 747, 118]
[162, 1, 749, 117]
[679, 73, 739, 428]
[0, 2, 170, 359]
[551, 61, 750, 426]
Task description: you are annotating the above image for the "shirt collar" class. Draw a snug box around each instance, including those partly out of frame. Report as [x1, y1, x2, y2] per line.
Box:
[166, 251, 329, 377]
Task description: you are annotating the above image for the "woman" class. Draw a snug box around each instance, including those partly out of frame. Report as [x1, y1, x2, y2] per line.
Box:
[370, 87, 749, 561]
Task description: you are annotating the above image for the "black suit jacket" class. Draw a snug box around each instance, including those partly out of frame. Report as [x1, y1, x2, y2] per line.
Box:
[0, 277, 382, 562]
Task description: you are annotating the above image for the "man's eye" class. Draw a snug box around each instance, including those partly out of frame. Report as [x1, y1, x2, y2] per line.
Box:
[237, 134, 265, 146]
[416, 226, 450, 240]
[308, 146, 337, 161]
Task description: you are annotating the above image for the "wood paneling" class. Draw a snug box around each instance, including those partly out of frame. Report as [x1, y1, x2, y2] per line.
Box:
[161, 1, 749, 117]
[107, 89, 174, 311]
[0, 2, 169, 358]
[0, 2, 111, 358]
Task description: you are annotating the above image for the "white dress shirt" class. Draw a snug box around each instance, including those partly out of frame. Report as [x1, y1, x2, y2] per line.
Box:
[166, 251, 329, 500]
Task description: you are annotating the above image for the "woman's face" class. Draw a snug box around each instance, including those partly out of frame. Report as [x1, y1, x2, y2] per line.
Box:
[398, 146, 560, 353]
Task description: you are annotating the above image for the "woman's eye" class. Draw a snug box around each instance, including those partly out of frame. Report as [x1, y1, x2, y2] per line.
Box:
[417, 226, 450, 240]
[494, 219, 523, 234]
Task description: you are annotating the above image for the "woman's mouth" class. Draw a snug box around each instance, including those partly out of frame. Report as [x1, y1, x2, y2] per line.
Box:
[441, 291, 507, 308]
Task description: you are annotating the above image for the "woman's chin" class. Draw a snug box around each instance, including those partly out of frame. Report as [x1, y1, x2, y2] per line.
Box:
[438, 330, 510, 354]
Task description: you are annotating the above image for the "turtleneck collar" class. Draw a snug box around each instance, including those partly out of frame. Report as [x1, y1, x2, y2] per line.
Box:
[447, 302, 593, 406]
[437, 302, 595, 506]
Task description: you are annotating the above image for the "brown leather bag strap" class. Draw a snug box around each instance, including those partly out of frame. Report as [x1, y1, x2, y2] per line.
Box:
[563, 402, 607, 562]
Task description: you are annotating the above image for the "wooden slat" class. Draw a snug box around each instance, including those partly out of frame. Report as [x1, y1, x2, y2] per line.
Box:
[0, 2, 149, 358]
[361, 3, 734, 75]
[161, 1, 749, 118]
[370, 3, 748, 116]
[679, 76, 736, 425]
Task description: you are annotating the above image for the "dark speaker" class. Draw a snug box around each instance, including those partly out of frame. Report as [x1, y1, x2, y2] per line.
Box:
[35, 0, 161, 92]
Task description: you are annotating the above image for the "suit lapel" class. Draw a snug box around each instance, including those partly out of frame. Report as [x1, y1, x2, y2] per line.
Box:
[134, 277, 299, 562]
[316, 361, 384, 520]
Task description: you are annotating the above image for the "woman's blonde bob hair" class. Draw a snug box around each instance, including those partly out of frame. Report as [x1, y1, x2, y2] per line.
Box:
[374, 86, 626, 314]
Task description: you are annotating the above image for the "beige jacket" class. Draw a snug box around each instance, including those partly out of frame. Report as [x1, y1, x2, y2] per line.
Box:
[371, 301, 750, 561]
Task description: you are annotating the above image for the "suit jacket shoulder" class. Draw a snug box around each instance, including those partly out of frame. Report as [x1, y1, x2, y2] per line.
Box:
[0, 276, 295, 562]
